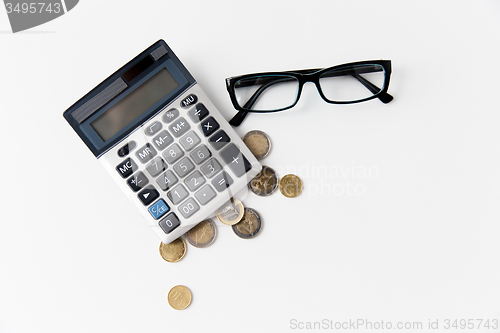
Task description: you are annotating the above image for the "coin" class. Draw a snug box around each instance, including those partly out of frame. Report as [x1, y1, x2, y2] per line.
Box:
[216, 199, 245, 225]
[279, 174, 303, 198]
[242, 130, 271, 160]
[232, 208, 262, 239]
[167, 285, 192, 310]
[185, 219, 217, 248]
[248, 165, 279, 196]
[159, 238, 187, 263]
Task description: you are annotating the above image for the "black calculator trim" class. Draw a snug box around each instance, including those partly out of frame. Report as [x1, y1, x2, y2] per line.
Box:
[63, 40, 196, 157]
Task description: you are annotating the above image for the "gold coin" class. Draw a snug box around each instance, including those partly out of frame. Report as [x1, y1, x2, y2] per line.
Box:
[242, 130, 271, 160]
[248, 165, 278, 196]
[232, 208, 262, 239]
[159, 238, 186, 263]
[185, 219, 217, 248]
[167, 285, 192, 310]
[279, 174, 303, 198]
[216, 199, 245, 225]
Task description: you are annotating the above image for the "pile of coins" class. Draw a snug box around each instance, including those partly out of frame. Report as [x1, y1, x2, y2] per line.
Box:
[161, 129, 303, 310]
[244, 130, 303, 198]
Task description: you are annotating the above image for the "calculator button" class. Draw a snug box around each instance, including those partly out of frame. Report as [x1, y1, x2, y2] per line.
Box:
[195, 184, 217, 205]
[148, 199, 170, 220]
[200, 158, 222, 178]
[209, 130, 230, 150]
[146, 157, 167, 177]
[166, 184, 189, 205]
[187, 103, 209, 123]
[190, 144, 211, 165]
[184, 171, 206, 191]
[211, 171, 234, 192]
[117, 141, 136, 157]
[144, 121, 162, 136]
[180, 94, 197, 108]
[156, 170, 178, 191]
[162, 108, 179, 123]
[158, 213, 181, 234]
[179, 131, 200, 151]
[162, 143, 184, 164]
[135, 143, 157, 164]
[173, 157, 195, 178]
[138, 186, 159, 206]
[178, 198, 200, 218]
[200, 117, 220, 137]
[151, 130, 174, 151]
[116, 157, 138, 179]
[220, 143, 252, 177]
[127, 171, 149, 192]
[168, 117, 191, 138]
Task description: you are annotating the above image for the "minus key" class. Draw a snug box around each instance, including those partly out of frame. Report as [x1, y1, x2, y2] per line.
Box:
[209, 130, 230, 150]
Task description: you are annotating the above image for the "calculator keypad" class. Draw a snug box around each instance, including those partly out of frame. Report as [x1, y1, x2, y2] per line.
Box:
[112, 93, 256, 240]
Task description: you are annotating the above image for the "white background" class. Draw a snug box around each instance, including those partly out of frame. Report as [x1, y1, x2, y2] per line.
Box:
[1, 1, 500, 332]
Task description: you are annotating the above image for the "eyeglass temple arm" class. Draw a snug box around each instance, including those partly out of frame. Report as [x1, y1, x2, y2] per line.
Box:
[229, 77, 290, 126]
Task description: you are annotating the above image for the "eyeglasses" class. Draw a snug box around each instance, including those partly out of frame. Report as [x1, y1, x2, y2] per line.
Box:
[226, 60, 393, 127]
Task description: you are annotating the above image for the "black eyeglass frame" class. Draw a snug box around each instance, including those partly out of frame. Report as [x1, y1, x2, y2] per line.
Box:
[226, 60, 393, 126]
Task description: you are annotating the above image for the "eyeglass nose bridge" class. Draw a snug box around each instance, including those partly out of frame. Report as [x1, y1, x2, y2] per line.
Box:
[294, 72, 325, 102]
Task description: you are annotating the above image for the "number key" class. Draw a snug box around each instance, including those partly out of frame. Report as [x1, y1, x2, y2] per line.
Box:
[159, 213, 181, 234]
[200, 158, 222, 178]
[184, 171, 206, 191]
[179, 131, 200, 151]
[173, 157, 195, 178]
[190, 144, 211, 164]
[166, 184, 189, 205]
[146, 157, 167, 177]
[178, 198, 200, 218]
[162, 143, 184, 164]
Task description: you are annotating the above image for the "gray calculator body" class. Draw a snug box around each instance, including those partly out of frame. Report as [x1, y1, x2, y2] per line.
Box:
[63, 40, 261, 244]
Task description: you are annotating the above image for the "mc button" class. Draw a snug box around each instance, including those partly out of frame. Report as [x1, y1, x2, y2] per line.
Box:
[116, 157, 138, 179]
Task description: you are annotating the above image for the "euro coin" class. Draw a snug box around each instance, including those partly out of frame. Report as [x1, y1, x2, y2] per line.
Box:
[159, 238, 187, 263]
[216, 199, 244, 225]
[279, 174, 303, 198]
[242, 130, 271, 160]
[248, 165, 278, 196]
[168, 285, 192, 310]
[185, 219, 217, 248]
[232, 208, 262, 239]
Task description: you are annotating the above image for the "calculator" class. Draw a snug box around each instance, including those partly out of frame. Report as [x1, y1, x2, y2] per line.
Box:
[63, 40, 262, 244]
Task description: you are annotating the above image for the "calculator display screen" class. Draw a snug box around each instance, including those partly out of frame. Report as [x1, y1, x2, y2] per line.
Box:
[91, 68, 179, 142]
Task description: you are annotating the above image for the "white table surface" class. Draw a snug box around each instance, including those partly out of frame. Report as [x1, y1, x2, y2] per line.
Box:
[1, 1, 500, 332]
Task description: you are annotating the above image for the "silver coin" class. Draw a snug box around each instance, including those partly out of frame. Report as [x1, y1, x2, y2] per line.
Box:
[216, 199, 244, 225]
[232, 208, 262, 239]
[185, 219, 217, 248]
[248, 165, 279, 196]
[242, 130, 271, 160]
